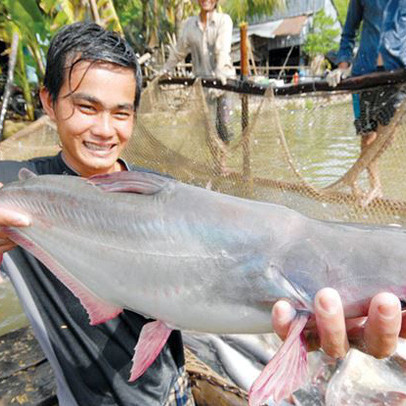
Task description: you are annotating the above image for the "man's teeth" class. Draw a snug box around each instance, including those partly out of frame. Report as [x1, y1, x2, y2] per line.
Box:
[85, 142, 112, 151]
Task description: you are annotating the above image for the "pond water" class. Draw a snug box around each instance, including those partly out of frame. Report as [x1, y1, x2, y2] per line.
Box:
[0, 275, 27, 335]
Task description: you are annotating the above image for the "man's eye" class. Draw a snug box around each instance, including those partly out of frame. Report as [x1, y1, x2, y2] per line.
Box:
[78, 104, 96, 113]
[114, 111, 131, 119]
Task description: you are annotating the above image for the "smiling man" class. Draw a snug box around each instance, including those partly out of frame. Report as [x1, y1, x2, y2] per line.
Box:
[41, 62, 135, 176]
[0, 22, 194, 406]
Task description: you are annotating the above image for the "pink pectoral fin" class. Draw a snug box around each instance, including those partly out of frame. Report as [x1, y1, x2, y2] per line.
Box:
[249, 313, 309, 406]
[81, 290, 123, 326]
[129, 320, 173, 382]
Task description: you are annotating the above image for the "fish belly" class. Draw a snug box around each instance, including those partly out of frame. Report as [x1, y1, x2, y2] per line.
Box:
[17, 223, 275, 334]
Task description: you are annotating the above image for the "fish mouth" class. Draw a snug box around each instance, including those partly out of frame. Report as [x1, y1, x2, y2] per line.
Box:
[83, 141, 117, 153]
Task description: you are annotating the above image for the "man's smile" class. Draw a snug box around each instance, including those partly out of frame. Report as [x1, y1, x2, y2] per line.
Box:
[83, 141, 116, 152]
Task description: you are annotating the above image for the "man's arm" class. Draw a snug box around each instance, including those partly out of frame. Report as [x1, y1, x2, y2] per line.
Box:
[214, 14, 235, 84]
[336, 0, 363, 66]
[272, 288, 403, 359]
[326, 0, 363, 86]
[163, 20, 191, 73]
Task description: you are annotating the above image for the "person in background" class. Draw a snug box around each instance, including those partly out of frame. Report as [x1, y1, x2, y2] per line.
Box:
[163, 0, 235, 143]
[274, 0, 406, 364]
[380, 0, 406, 70]
[327, 0, 406, 203]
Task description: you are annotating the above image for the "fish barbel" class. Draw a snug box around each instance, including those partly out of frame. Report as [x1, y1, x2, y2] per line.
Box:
[1, 168, 406, 405]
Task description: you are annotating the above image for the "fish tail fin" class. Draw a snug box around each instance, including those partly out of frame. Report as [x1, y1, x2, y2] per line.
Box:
[129, 320, 173, 381]
[248, 313, 309, 406]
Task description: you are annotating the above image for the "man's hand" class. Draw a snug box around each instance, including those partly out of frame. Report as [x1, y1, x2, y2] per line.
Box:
[326, 62, 352, 87]
[0, 183, 31, 256]
[207, 88, 225, 100]
[216, 73, 228, 86]
[272, 287, 403, 359]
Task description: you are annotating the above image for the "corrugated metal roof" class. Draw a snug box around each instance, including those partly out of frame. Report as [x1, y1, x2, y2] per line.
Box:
[232, 20, 283, 43]
[273, 15, 308, 36]
[232, 15, 309, 43]
[230, 0, 339, 50]
[251, 0, 324, 23]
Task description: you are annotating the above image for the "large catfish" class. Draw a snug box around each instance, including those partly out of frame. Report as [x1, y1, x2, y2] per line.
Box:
[1, 168, 406, 405]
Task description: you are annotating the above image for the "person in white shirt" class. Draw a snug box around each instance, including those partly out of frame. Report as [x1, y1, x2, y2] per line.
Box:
[163, 0, 235, 143]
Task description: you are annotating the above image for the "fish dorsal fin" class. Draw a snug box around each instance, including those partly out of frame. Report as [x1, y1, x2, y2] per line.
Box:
[88, 171, 171, 195]
[18, 168, 37, 181]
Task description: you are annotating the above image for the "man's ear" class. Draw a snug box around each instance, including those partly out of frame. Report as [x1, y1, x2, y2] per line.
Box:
[39, 87, 56, 121]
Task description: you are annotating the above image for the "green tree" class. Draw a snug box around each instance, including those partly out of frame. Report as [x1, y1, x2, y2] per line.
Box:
[0, 0, 51, 119]
[333, 0, 349, 27]
[115, 0, 195, 52]
[94, 0, 123, 33]
[303, 10, 340, 59]
[223, 0, 285, 23]
[0, 0, 123, 121]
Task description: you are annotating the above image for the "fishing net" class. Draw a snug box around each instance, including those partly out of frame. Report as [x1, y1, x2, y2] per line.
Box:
[0, 115, 60, 160]
[1, 76, 406, 226]
[2, 76, 406, 404]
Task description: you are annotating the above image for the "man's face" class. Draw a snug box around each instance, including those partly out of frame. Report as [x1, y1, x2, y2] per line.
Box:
[198, 0, 217, 12]
[41, 61, 136, 177]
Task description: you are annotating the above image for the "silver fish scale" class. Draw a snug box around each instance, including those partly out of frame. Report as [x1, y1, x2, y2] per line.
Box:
[1, 173, 406, 332]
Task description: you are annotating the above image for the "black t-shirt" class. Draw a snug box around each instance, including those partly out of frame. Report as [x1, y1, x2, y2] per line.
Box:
[0, 153, 185, 406]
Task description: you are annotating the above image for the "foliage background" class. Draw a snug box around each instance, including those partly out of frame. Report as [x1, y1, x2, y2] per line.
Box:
[333, 0, 350, 26]
[303, 9, 341, 64]
[0, 0, 349, 121]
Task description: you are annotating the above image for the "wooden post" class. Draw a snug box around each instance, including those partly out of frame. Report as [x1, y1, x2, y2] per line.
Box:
[240, 23, 251, 185]
[240, 23, 249, 81]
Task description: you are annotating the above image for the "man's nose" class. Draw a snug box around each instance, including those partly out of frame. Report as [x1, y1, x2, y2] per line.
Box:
[92, 112, 115, 138]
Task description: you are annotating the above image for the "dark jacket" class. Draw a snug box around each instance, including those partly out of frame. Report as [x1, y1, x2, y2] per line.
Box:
[337, 0, 405, 76]
[0, 153, 185, 406]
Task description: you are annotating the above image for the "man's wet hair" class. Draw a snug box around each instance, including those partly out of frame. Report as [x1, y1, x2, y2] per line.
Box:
[44, 22, 142, 108]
